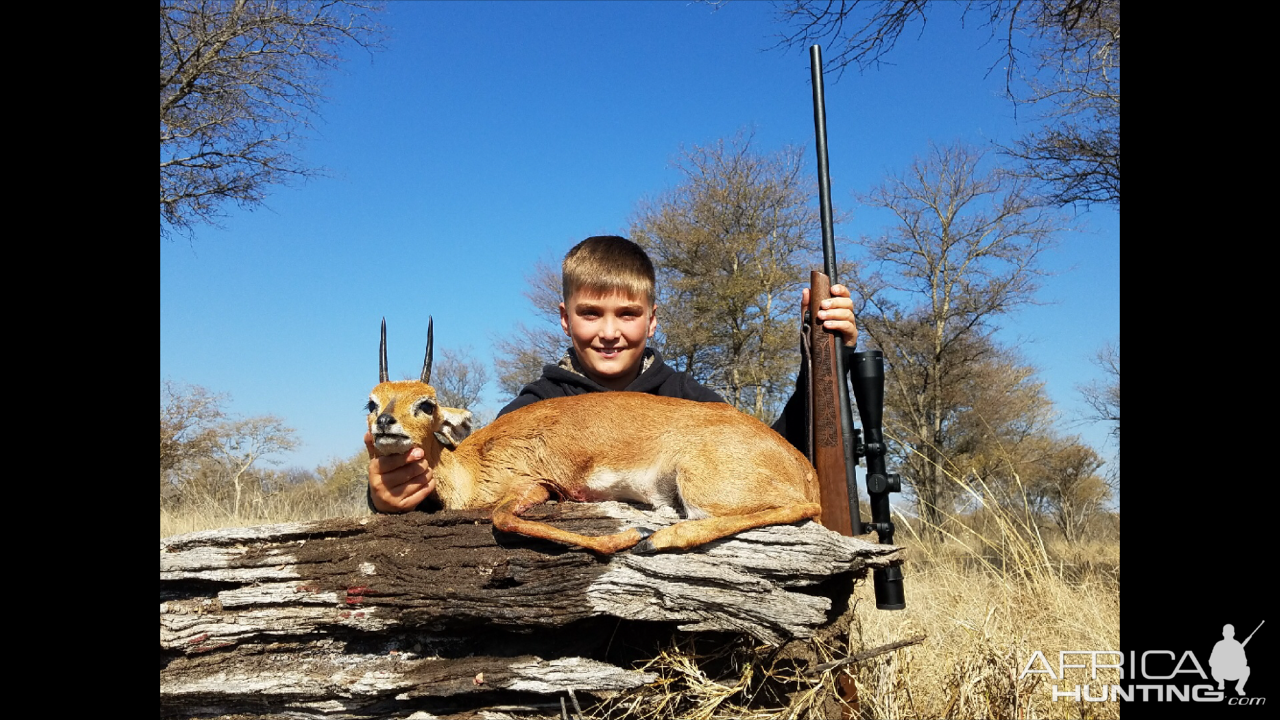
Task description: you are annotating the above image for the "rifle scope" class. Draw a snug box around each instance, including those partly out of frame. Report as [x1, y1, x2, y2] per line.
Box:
[848, 349, 906, 610]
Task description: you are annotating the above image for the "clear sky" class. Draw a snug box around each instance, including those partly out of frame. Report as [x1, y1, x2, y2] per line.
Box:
[160, 1, 1119, 475]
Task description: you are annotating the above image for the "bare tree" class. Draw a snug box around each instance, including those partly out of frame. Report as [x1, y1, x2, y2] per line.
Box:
[433, 347, 491, 411]
[949, 343, 1057, 495]
[1032, 438, 1108, 543]
[161, 380, 228, 474]
[1078, 340, 1119, 447]
[160, 0, 385, 239]
[630, 132, 823, 421]
[160, 381, 299, 519]
[493, 324, 565, 399]
[771, 0, 1120, 207]
[848, 141, 1064, 538]
[493, 259, 566, 398]
[1001, 1, 1118, 206]
[211, 415, 299, 519]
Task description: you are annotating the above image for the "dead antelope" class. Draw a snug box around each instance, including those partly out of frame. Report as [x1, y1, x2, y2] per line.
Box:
[367, 319, 823, 554]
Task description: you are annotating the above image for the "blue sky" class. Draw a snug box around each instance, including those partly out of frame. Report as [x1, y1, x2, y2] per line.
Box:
[160, 1, 1119, 474]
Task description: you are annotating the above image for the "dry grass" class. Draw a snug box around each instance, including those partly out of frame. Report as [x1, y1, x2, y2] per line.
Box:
[840, 539, 1119, 719]
[159, 483, 370, 537]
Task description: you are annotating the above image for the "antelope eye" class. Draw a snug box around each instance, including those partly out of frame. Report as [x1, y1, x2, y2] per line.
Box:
[365, 400, 378, 414]
[415, 398, 437, 415]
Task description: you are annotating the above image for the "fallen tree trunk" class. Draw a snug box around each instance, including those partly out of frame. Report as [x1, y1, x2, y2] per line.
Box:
[161, 501, 902, 719]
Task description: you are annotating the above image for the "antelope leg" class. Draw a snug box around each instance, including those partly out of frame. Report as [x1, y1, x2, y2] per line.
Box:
[490, 482, 652, 555]
[633, 503, 822, 554]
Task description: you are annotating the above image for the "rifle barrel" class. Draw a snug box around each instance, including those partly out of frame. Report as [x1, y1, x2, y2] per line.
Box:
[810, 45, 838, 280]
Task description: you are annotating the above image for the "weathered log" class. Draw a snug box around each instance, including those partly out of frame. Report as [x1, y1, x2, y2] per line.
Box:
[161, 501, 901, 719]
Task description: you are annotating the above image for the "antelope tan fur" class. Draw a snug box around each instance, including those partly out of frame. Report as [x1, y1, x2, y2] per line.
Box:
[369, 319, 823, 554]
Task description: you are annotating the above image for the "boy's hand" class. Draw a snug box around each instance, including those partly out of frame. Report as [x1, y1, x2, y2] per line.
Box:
[365, 432, 435, 513]
[801, 283, 858, 346]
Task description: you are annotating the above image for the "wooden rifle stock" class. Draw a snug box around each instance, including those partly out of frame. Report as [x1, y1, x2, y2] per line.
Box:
[808, 271, 857, 536]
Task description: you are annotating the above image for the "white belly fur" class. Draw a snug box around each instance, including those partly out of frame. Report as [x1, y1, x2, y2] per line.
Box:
[583, 463, 709, 519]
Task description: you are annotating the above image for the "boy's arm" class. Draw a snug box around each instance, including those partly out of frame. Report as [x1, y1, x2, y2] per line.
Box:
[772, 361, 810, 453]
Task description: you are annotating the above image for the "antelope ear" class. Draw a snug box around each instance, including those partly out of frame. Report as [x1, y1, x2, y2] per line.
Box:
[434, 407, 473, 449]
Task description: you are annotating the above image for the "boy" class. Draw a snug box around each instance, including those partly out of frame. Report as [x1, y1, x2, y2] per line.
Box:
[367, 235, 857, 513]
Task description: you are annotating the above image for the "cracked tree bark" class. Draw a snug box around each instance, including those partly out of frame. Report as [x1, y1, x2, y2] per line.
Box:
[161, 501, 901, 719]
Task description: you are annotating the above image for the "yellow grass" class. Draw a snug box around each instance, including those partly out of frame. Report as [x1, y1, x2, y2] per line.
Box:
[839, 537, 1119, 719]
[159, 484, 370, 538]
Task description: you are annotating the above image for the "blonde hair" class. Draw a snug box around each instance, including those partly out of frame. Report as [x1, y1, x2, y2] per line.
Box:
[561, 236, 656, 305]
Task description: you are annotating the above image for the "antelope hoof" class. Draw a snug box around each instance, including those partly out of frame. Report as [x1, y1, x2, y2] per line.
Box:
[631, 527, 657, 554]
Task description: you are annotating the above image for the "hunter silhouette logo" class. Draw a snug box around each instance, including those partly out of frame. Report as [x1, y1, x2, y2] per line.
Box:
[1021, 619, 1268, 705]
[1211, 621, 1263, 696]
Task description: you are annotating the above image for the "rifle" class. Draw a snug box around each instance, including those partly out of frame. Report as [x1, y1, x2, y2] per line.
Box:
[1242, 620, 1265, 647]
[807, 44, 905, 610]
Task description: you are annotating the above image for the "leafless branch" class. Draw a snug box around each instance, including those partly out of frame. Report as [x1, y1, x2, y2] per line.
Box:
[160, 0, 386, 240]
[769, 1, 1120, 207]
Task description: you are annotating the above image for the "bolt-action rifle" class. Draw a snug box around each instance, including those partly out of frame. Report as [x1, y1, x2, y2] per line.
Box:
[806, 44, 905, 610]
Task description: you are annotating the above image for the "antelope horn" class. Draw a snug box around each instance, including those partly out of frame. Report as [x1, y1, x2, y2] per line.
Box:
[420, 316, 434, 384]
[379, 318, 389, 384]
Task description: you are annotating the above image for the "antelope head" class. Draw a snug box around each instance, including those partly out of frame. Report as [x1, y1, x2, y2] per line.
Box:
[366, 317, 473, 457]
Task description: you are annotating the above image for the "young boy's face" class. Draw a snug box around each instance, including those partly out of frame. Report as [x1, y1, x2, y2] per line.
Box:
[559, 288, 657, 391]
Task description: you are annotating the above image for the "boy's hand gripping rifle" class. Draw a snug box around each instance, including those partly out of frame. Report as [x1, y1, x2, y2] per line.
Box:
[806, 44, 905, 610]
